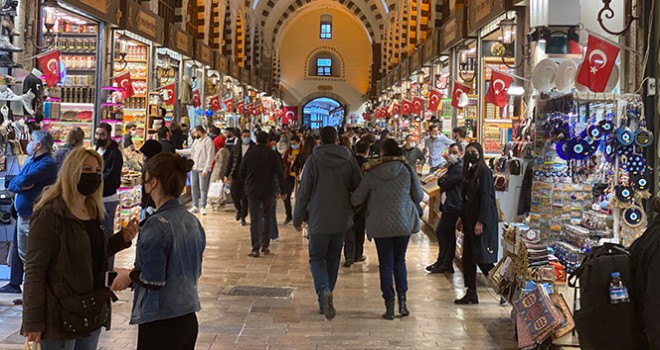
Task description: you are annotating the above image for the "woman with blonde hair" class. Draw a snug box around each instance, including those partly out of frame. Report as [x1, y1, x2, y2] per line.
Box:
[21, 147, 139, 350]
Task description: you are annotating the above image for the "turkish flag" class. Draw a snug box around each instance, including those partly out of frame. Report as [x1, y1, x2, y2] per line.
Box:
[412, 97, 424, 115]
[262, 99, 271, 111]
[576, 34, 620, 93]
[223, 98, 233, 111]
[282, 106, 297, 124]
[485, 70, 513, 107]
[162, 83, 176, 106]
[255, 105, 263, 115]
[38, 50, 61, 87]
[387, 100, 400, 116]
[451, 82, 472, 109]
[401, 100, 413, 116]
[428, 89, 443, 111]
[191, 89, 201, 108]
[210, 96, 221, 112]
[114, 72, 134, 98]
[237, 101, 245, 114]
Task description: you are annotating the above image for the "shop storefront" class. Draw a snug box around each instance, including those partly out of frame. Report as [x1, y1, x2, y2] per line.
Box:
[159, 25, 195, 124]
[40, 0, 122, 148]
[193, 40, 215, 127]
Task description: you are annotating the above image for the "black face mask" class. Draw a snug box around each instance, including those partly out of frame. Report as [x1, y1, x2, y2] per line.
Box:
[77, 173, 102, 196]
[95, 138, 108, 148]
[466, 153, 479, 164]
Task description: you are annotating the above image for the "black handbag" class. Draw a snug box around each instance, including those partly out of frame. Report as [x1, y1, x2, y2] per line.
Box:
[57, 288, 111, 335]
[0, 190, 11, 206]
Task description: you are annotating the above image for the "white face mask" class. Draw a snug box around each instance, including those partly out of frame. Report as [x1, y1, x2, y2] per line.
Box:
[447, 154, 460, 164]
[408, 142, 417, 148]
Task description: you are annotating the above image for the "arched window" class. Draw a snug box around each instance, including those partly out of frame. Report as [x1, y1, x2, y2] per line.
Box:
[320, 14, 332, 40]
[307, 49, 343, 78]
[316, 57, 332, 76]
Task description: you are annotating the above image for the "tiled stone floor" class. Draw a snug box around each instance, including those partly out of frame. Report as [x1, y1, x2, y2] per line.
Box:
[0, 206, 517, 349]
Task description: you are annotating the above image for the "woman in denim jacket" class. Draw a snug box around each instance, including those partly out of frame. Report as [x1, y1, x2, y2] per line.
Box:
[112, 153, 206, 350]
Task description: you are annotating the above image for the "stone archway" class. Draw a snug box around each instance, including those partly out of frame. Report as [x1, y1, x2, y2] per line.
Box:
[297, 92, 350, 128]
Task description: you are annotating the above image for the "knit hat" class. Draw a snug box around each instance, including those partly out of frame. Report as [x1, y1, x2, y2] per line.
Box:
[139, 139, 163, 158]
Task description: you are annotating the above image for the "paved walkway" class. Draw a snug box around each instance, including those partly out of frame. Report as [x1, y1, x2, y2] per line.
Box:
[0, 207, 516, 349]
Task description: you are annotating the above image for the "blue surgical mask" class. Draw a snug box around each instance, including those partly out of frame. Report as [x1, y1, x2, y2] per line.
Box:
[272, 145, 277, 151]
[242, 137, 251, 145]
[291, 144, 299, 150]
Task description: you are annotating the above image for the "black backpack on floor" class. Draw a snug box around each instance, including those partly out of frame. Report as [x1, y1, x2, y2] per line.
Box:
[568, 243, 643, 350]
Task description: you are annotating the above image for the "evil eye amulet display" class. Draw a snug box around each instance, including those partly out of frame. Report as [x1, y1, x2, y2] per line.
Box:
[616, 128, 634, 146]
[587, 125, 604, 140]
[634, 128, 654, 148]
[633, 174, 649, 191]
[623, 206, 644, 227]
[615, 185, 634, 203]
[599, 120, 615, 134]
[627, 154, 646, 175]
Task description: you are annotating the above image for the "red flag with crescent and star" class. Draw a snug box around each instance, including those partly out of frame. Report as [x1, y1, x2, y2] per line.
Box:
[576, 34, 620, 93]
[282, 106, 297, 124]
[38, 50, 61, 87]
[485, 70, 513, 107]
[247, 103, 255, 115]
[401, 100, 413, 116]
[451, 82, 472, 109]
[237, 101, 245, 114]
[223, 98, 234, 111]
[113, 72, 134, 99]
[412, 97, 424, 115]
[162, 83, 176, 106]
[210, 96, 221, 112]
[387, 100, 400, 116]
[191, 89, 201, 108]
[428, 89, 443, 111]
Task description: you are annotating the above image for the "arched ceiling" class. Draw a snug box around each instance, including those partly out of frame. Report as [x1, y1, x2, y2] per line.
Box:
[252, 0, 388, 46]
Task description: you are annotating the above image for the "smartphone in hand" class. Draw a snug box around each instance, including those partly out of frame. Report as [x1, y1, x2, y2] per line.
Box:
[105, 271, 118, 288]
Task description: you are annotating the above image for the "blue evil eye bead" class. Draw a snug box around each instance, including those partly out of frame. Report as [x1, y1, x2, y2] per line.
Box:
[556, 141, 569, 160]
[633, 174, 649, 191]
[628, 154, 646, 175]
[616, 128, 634, 146]
[205, 109, 214, 117]
[587, 125, 604, 140]
[615, 185, 634, 203]
[599, 119, 615, 134]
[634, 128, 654, 148]
[623, 207, 643, 227]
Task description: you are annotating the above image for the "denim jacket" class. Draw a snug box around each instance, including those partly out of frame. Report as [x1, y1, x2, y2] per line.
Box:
[130, 199, 206, 325]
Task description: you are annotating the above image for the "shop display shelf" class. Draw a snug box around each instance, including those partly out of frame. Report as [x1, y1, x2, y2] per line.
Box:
[65, 68, 96, 72]
[56, 32, 98, 37]
[101, 119, 124, 123]
[101, 103, 123, 107]
[60, 51, 96, 55]
[118, 59, 148, 63]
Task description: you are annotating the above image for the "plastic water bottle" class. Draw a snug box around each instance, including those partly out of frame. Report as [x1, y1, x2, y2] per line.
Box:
[609, 272, 630, 304]
[223, 183, 231, 194]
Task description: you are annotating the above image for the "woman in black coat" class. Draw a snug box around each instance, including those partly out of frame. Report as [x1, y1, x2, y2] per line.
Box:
[455, 142, 499, 305]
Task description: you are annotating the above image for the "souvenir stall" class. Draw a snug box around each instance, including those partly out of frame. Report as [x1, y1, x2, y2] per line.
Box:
[157, 25, 195, 124]
[40, 0, 123, 148]
[103, 0, 164, 149]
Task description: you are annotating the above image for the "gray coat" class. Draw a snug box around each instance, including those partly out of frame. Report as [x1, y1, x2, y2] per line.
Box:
[293, 144, 362, 235]
[351, 157, 424, 239]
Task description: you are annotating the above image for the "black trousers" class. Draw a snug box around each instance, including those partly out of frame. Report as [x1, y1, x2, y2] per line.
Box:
[137, 313, 198, 350]
[344, 208, 366, 262]
[461, 228, 494, 290]
[283, 176, 295, 219]
[9, 223, 23, 286]
[435, 212, 459, 265]
[248, 196, 274, 251]
[230, 179, 249, 220]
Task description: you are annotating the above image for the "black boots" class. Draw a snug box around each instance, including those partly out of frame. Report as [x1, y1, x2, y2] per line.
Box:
[398, 294, 410, 317]
[454, 288, 479, 305]
[383, 298, 395, 320]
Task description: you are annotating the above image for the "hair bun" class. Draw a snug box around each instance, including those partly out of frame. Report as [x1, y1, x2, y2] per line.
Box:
[175, 155, 194, 173]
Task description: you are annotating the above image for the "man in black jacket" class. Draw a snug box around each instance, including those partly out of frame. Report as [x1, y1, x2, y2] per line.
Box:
[225, 129, 254, 226]
[95, 122, 124, 270]
[240, 132, 284, 257]
[427, 143, 463, 274]
[157, 126, 176, 153]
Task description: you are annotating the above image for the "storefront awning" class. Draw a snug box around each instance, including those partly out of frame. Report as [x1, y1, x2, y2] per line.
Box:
[194, 40, 214, 67]
[59, 0, 122, 25]
[119, 0, 165, 46]
[467, 0, 514, 35]
[166, 24, 194, 58]
[439, 8, 468, 53]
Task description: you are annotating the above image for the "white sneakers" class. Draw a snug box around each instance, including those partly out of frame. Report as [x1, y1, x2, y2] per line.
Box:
[189, 207, 207, 215]
[0, 36, 21, 52]
[200, 208, 207, 216]
[0, 89, 35, 115]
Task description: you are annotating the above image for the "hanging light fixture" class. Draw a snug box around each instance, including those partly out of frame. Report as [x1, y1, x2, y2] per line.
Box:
[112, 32, 131, 71]
[457, 44, 475, 83]
[24, 0, 59, 52]
[499, 17, 516, 45]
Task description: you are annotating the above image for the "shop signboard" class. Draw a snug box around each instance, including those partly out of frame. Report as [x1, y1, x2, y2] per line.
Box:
[250, 74, 257, 89]
[393, 65, 401, 85]
[386, 72, 393, 90]
[422, 30, 439, 63]
[467, 0, 514, 35]
[439, 8, 467, 53]
[241, 69, 250, 85]
[216, 55, 229, 74]
[194, 40, 214, 67]
[166, 25, 194, 58]
[61, 0, 122, 25]
[410, 49, 422, 73]
[401, 58, 410, 80]
[230, 61, 240, 80]
[120, 0, 165, 45]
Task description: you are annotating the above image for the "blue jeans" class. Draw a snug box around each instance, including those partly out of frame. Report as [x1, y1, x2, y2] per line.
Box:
[103, 200, 119, 270]
[40, 329, 101, 350]
[435, 212, 459, 265]
[16, 215, 29, 263]
[308, 232, 345, 303]
[191, 170, 211, 209]
[374, 235, 410, 299]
